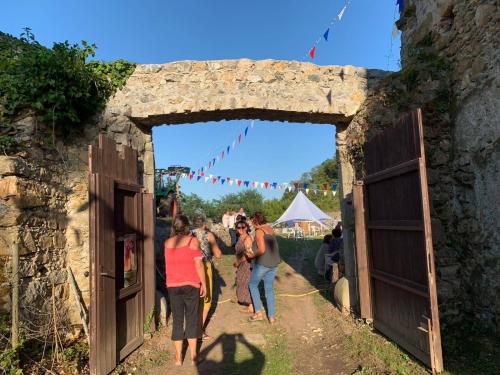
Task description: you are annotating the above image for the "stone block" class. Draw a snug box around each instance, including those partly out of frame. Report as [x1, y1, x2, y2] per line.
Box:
[20, 229, 37, 255]
[0, 176, 46, 208]
[0, 157, 20, 176]
[0, 203, 20, 227]
[53, 232, 66, 249]
[0, 226, 19, 256]
[475, 5, 496, 27]
[333, 277, 350, 315]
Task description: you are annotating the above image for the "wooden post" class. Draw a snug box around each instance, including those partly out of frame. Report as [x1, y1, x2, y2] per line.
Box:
[11, 242, 19, 348]
[353, 182, 373, 321]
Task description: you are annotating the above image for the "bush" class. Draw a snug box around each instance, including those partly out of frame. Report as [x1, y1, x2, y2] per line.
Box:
[0, 28, 135, 140]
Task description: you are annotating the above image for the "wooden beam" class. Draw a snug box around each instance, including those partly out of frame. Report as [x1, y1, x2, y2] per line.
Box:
[353, 182, 373, 321]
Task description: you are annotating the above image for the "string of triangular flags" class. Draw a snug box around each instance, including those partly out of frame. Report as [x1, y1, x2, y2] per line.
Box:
[192, 120, 255, 176]
[181, 172, 339, 197]
[306, 0, 352, 60]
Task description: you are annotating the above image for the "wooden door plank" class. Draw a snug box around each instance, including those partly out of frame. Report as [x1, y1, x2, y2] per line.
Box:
[353, 182, 373, 321]
[89, 173, 98, 375]
[142, 192, 156, 331]
[415, 109, 443, 372]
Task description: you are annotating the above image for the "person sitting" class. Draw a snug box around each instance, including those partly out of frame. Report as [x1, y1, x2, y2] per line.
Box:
[329, 227, 342, 259]
[314, 234, 333, 276]
[325, 227, 343, 281]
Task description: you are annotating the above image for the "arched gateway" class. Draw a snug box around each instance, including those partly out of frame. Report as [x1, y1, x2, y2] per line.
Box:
[100, 59, 387, 203]
[86, 59, 388, 374]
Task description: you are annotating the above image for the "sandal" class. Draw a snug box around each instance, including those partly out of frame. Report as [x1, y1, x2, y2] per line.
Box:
[202, 331, 212, 340]
[248, 313, 264, 322]
[269, 317, 277, 325]
[239, 307, 253, 314]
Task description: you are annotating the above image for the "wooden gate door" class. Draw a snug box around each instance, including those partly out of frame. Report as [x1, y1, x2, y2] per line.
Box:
[353, 109, 443, 372]
[89, 135, 155, 375]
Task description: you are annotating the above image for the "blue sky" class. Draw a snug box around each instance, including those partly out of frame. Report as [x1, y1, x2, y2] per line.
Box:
[1, 0, 401, 200]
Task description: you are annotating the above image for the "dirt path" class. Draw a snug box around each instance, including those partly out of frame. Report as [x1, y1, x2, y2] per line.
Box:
[115, 238, 427, 375]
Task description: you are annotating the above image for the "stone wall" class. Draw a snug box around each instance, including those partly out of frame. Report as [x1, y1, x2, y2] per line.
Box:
[345, 0, 499, 333]
[0, 112, 96, 329]
[403, 0, 499, 332]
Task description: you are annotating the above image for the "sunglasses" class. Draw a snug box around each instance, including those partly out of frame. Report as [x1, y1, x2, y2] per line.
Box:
[236, 226, 246, 229]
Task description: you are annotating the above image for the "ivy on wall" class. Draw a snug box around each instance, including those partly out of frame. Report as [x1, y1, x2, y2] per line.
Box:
[0, 28, 136, 153]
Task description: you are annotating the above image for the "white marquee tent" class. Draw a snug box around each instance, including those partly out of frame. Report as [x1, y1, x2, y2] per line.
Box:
[273, 191, 332, 228]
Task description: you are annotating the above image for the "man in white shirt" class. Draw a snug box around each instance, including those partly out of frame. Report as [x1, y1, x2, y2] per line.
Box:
[222, 212, 230, 228]
[228, 211, 236, 246]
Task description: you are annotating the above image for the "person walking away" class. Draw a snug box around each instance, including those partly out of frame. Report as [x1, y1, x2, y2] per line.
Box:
[314, 234, 333, 276]
[222, 211, 230, 229]
[233, 220, 254, 313]
[245, 212, 280, 324]
[164, 215, 206, 366]
[238, 207, 246, 218]
[192, 213, 222, 339]
[228, 210, 237, 246]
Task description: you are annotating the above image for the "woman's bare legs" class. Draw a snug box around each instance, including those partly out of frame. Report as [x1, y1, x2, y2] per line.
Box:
[173, 340, 182, 365]
[187, 338, 198, 363]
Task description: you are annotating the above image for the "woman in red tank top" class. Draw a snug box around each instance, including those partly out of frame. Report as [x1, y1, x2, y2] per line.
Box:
[164, 215, 206, 366]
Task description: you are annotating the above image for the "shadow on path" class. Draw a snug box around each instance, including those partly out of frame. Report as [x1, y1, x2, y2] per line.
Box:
[196, 333, 265, 375]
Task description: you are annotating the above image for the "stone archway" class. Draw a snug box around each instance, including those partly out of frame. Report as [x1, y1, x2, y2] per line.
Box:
[97, 59, 388, 311]
[0, 59, 388, 331]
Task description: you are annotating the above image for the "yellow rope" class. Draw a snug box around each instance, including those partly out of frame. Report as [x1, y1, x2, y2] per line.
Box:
[217, 288, 329, 304]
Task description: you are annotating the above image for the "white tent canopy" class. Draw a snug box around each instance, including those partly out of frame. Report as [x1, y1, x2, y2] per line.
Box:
[273, 191, 332, 228]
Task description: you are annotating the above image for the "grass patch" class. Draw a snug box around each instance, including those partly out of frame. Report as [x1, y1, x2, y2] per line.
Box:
[340, 324, 427, 375]
[220, 329, 292, 375]
[262, 331, 293, 375]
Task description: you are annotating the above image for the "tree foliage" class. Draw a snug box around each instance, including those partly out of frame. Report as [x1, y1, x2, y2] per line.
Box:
[179, 158, 340, 223]
[0, 28, 135, 152]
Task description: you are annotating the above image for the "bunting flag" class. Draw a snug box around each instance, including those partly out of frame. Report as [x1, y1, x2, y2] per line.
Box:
[179, 171, 339, 197]
[250, 120, 255, 129]
[392, 23, 400, 38]
[309, 46, 316, 59]
[305, 0, 352, 60]
[338, 5, 347, 20]
[396, 0, 404, 13]
[190, 121, 255, 177]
